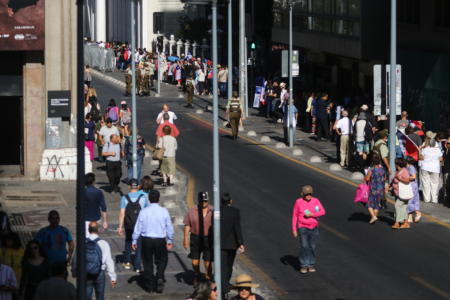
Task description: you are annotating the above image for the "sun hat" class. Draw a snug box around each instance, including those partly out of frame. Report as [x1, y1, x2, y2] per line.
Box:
[361, 104, 369, 110]
[358, 112, 367, 120]
[280, 82, 286, 88]
[230, 275, 259, 289]
[426, 131, 436, 139]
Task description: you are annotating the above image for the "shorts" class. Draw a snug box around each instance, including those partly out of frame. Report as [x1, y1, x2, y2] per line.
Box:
[356, 140, 370, 153]
[188, 233, 213, 261]
[161, 157, 176, 175]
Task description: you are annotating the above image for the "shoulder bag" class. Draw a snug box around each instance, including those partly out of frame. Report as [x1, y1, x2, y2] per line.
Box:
[152, 137, 165, 160]
[398, 170, 413, 200]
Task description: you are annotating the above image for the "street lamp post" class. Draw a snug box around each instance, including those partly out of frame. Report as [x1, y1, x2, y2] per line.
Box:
[228, 0, 232, 101]
[130, 0, 137, 179]
[389, 0, 397, 180]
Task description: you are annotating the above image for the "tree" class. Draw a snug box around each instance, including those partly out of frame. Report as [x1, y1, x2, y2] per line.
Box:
[174, 16, 210, 44]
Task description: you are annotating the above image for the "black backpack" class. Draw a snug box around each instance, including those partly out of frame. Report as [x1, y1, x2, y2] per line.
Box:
[364, 120, 373, 142]
[124, 194, 143, 229]
[90, 98, 99, 122]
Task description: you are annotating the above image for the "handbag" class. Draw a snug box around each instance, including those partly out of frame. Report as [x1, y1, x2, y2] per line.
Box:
[399, 182, 413, 200]
[354, 180, 369, 204]
[152, 137, 165, 160]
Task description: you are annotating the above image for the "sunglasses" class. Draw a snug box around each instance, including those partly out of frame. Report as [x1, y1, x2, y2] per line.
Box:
[210, 287, 217, 292]
[238, 287, 251, 292]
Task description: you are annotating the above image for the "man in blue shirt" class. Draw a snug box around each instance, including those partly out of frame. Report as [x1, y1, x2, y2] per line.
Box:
[85, 173, 107, 238]
[36, 211, 74, 265]
[132, 190, 173, 294]
[119, 179, 149, 272]
[315, 92, 330, 142]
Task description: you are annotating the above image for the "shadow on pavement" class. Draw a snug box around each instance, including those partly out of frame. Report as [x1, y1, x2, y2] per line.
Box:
[280, 255, 300, 272]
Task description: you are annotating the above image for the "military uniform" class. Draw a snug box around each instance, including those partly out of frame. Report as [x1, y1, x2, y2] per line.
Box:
[226, 97, 243, 140]
[185, 76, 196, 108]
[135, 66, 142, 95]
[143, 63, 151, 96]
[125, 67, 132, 96]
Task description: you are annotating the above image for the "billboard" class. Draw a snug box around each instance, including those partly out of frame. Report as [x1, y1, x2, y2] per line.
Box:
[0, 0, 45, 51]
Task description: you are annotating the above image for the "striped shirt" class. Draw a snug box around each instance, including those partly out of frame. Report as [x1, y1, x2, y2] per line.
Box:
[0, 264, 18, 300]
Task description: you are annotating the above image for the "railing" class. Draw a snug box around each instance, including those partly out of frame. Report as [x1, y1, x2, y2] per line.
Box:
[84, 45, 116, 72]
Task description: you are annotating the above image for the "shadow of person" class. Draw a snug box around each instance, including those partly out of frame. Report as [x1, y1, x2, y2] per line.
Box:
[280, 255, 300, 272]
[127, 274, 147, 291]
[174, 270, 197, 286]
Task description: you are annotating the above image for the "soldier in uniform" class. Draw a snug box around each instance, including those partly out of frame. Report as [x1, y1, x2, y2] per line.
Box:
[225, 92, 245, 141]
[125, 64, 132, 97]
[135, 62, 142, 96]
[185, 73, 197, 109]
[143, 63, 150, 96]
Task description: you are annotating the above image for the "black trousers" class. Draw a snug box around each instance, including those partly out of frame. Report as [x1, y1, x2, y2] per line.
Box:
[305, 113, 311, 133]
[221, 249, 237, 293]
[272, 100, 283, 121]
[198, 82, 205, 95]
[316, 118, 330, 140]
[105, 161, 121, 192]
[142, 237, 168, 286]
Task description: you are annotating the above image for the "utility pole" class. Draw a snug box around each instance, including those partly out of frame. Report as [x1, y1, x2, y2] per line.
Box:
[228, 0, 232, 101]
[158, 31, 161, 95]
[76, 0, 87, 299]
[289, 1, 294, 147]
[389, 0, 397, 180]
[239, 0, 246, 115]
[131, 0, 137, 179]
[211, 1, 222, 299]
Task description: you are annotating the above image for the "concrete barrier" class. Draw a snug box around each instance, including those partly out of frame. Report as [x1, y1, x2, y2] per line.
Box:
[275, 142, 286, 148]
[260, 136, 271, 142]
[351, 172, 365, 180]
[247, 130, 257, 136]
[238, 126, 245, 131]
[196, 109, 204, 114]
[292, 149, 303, 155]
[206, 105, 213, 111]
[223, 121, 229, 126]
[310, 156, 322, 163]
[329, 164, 342, 171]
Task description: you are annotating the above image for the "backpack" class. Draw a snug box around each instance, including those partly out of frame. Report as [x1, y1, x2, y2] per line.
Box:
[86, 238, 103, 276]
[364, 120, 373, 142]
[108, 106, 118, 121]
[122, 109, 131, 124]
[90, 99, 99, 122]
[124, 194, 143, 229]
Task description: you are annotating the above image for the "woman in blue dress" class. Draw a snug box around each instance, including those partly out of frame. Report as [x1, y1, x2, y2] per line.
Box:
[405, 155, 421, 223]
[364, 156, 386, 224]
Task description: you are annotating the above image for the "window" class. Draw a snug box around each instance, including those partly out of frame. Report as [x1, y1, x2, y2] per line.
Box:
[435, 0, 450, 28]
[398, 0, 420, 25]
[335, 19, 348, 35]
[313, 0, 323, 14]
[348, 0, 360, 17]
[336, 0, 348, 17]
[274, 12, 282, 26]
[313, 17, 324, 31]
[273, 0, 282, 10]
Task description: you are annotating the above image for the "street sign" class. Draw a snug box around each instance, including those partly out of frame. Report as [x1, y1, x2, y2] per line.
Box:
[282, 50, 288, 78]
[373, 64, 401, 116]
[292, 50, 299, 77]
[48, 91, 71, 118]
[247, 58, 252, 65]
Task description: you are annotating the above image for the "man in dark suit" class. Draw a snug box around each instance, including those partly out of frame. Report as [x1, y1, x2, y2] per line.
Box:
[220, 193, 244, 299]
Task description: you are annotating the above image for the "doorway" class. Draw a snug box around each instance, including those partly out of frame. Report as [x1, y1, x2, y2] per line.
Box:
[0, 96, 23, 175]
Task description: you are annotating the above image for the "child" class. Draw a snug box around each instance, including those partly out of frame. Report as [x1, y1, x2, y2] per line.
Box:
[292, 185, 326, 274]
[120, 101, 132, 137]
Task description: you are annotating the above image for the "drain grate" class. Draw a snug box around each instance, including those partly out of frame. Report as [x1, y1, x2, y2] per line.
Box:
[9, 213, 34, 247]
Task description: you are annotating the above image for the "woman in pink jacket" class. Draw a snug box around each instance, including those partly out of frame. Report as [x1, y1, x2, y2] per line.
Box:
[292, 185, 326, 274]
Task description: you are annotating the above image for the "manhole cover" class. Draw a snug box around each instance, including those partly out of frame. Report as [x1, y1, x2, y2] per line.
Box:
[1, 190, 67, 211]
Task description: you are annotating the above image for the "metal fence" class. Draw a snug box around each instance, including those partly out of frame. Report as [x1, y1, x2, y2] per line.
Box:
[84, 45, 116, 72]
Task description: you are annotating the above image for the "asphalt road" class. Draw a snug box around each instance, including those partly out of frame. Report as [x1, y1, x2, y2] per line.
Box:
[92, 76, 450, 300]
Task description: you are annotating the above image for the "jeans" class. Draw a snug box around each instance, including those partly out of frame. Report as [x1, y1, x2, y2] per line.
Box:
[127, 155, 143, 184]
[87, 270, 106, 300]
[266, 97, 274, 116]
[150, 74, 154, 87]
[395, 145, 403, 158]
[119, 62, 125, 70]
[298, 226, 319, 267]
[125, 229, 142, 270]
[219, 82, 227, 96]
[97, 146, 103, 163]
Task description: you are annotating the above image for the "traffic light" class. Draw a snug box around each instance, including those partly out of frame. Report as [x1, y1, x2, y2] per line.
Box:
[251, 42, 256, 49]
[157, 36, 163, 53]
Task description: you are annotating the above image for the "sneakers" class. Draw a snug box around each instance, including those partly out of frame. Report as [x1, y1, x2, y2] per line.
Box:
[136, 269, 141, 273]
[123, 262, 131, 269]
[308, 267, 316, 272]
[156, 279, 164, 293]
[300, 267, 308, 274]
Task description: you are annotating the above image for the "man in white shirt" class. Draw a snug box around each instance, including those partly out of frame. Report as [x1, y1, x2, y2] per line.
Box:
[0, 260, 17, 300]
[355, 112, 370, 167]
[99, 118, 121, 145]
[156, 104, 177, 124]
[72, 222, 117, 299]
[336, 110, 353, 167]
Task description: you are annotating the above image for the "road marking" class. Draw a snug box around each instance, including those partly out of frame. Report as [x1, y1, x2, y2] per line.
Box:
[145, 144, 196, 208]
[186, 113, 450, 231]
[238, 254, 293, 300]
[412, 277, 450, 299]
[319, 222, 350, 240]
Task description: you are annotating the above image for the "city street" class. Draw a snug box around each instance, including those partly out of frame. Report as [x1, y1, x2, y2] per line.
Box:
[92, 74, 450, 300]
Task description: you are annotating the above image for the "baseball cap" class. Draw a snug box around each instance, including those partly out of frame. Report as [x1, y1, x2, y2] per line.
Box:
[106, 117, 113, 123]
[378, 129, 389, 137]
[302, 186, 313, 195]
[413, 127, 421, 132]
[199, 191, 209, 201]
[121, 101, 127, 105]
[129, 179, 139, 189]
[361, 104, 369, 110]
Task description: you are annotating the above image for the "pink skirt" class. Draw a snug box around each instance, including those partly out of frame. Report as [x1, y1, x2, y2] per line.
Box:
[85, 140, 94, 161]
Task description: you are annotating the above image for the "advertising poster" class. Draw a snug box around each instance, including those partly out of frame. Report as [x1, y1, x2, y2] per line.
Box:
[0, 0, 45, 51]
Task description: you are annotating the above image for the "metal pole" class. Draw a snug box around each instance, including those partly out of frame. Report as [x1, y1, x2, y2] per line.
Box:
[245, 38, 248, 118]
[239, 0, 245, 114]
[212, 2, 222, 299]
[389, 0, 396, 180]
[251, 0, 255, 37]
[158, 31, 161, 95]
[131, 0, 137, 179]
[228, 0, 232, 101]
[289, 2, 294, 147]
[76, 0, 86, 299]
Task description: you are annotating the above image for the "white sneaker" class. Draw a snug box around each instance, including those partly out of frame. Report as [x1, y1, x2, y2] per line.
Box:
[123, 262, 131, 269]
[277, 119, 282, 123]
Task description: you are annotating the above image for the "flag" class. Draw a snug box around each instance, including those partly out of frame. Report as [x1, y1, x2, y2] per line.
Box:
[397, 128, 419, 161]
[186, 51, 193, 61]
[411, 121, 424, 136]
[260, 80, 267, 105]
[253, 86, 263, 108]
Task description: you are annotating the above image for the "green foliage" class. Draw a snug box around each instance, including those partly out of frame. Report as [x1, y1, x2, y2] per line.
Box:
[174, 16, 210, 43]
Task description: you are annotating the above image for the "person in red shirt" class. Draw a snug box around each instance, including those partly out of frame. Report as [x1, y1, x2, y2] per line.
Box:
[155, 114, 179, 148]
[292, 185, 325, 274]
